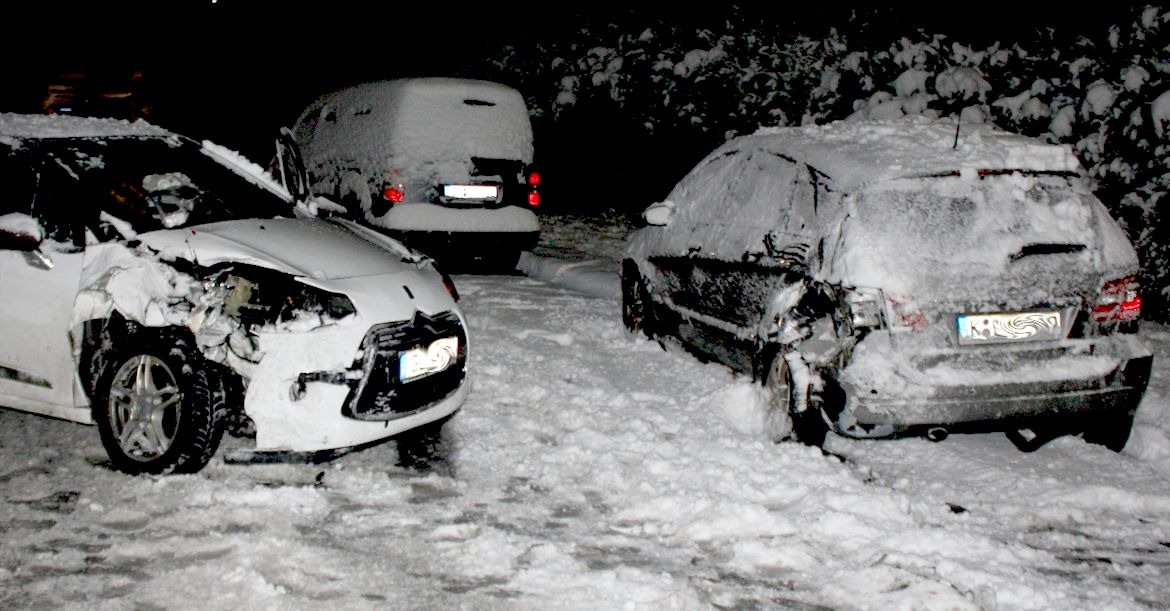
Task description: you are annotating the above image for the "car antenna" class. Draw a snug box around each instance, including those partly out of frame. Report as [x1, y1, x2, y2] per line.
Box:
[953, 114, 961, 150]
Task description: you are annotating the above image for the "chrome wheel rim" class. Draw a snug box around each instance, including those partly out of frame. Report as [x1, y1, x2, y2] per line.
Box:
[107, 355, 182, 462]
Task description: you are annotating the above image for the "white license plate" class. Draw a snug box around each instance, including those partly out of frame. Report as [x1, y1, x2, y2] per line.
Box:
[399, 336, 459, 381]
[443, 184, 498, 200]
[956, 311, 1063, 345]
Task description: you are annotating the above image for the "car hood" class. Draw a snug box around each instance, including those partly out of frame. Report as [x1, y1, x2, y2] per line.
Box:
[138, 218, 420, 280]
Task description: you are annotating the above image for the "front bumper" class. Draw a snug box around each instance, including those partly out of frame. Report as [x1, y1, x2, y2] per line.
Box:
[239, 271, 469, 452]
[837, 331, 1152, 433]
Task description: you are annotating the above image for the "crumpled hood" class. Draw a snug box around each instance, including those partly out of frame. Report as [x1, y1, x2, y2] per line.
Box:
[139, 218, 418, 280]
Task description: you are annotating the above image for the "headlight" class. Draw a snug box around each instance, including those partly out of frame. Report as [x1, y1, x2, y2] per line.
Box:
[203, 266, 356, 327]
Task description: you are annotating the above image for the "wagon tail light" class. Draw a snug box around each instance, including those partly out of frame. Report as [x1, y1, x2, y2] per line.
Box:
[845, 288, 927, 333]
[525, 170, 541, 207]
[1091, 275, 1141, 323]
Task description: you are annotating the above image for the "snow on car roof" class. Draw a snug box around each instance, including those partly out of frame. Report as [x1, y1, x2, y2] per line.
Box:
[295, 77, 534, 172]
[753, 118, 1082, 192]
[0, 112, 172, 140]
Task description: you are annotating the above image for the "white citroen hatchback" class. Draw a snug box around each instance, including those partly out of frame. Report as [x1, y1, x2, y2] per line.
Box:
[0, 113, 469, 474]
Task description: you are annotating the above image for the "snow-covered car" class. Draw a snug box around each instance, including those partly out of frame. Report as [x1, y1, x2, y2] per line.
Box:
[622, 119, 1153, 452]
[0, 113, 469, 474]
[292, 77, 541, 272]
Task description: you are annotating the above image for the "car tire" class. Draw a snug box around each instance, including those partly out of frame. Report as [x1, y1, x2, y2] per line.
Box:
[621, 260, 657, 341]
[488, 250, 522, 274]
[765, 352, 828, 447]
[395, 412, 456, 471]
[93, 329, 227, 475]
[1082, 398, 1138, 452]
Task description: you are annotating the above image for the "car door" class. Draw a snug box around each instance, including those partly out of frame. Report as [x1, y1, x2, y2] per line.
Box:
[0, 149, 90, 422]
[684, 148, 802, 332]
[646, 144, 752, 316]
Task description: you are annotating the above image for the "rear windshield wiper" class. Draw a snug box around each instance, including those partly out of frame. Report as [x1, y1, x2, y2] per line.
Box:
[1010, 243, 1086, 262]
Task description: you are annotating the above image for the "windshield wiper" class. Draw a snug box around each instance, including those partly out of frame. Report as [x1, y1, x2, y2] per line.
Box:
[1010, 243, 1086, 262]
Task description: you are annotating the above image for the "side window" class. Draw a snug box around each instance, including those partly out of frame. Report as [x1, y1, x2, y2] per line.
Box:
[760, 163, 836, 265]
[669, 148, 748, 231]
[785, 165, 824, 237]
[32, 159, 92, 249]
[703, 149, 799, 261]
[0, 151, 37, 217]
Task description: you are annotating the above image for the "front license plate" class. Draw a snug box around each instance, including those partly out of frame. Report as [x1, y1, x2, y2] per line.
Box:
[443, 184, 498, 200]
[956, 311, 1063, 345]
[399, 336, 459, 381]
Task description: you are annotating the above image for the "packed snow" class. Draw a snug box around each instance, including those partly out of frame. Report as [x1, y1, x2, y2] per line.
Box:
[2, 213, 1168, 609]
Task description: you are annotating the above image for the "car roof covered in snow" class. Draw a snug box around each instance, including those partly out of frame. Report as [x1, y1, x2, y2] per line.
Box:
[751, 118, 1083, 192]
[294, 77, 534, 169]
[0, 112, 173, 141]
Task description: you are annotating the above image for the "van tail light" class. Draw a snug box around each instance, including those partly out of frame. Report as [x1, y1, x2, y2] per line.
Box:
[1092, 276, 1141, 322]
[440, 269, 460, 301]
[382, 185, 405, 203]
[525, 169, 540, 207]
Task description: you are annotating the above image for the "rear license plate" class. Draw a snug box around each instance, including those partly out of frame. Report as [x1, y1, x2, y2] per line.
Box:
[399, 336, 459, 381]
[956, 311, 1063, 345]
[443, 185, 498, 200]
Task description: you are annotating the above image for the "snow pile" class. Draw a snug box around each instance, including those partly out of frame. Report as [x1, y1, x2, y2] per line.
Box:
[0, 112, 170, 140]
[0, 212, 43, 240]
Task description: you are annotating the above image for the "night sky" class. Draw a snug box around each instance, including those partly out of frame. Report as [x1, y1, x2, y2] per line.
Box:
[3, 2, 1139, 206]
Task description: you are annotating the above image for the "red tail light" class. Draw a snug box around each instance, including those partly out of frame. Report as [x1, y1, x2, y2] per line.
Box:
[440, 270, 460, 301]
[382, 185, 405, 203]
[527, 191, 541, 207]
[1092, 276, 1141, 322]
[527, 171, 541, 186]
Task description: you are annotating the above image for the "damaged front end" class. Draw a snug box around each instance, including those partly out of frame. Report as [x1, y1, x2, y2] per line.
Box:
[186, 263, 468, 452]
[76, 237, 468, 456]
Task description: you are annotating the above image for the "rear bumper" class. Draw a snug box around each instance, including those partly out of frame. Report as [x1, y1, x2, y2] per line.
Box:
[837, 332, 1152, 432]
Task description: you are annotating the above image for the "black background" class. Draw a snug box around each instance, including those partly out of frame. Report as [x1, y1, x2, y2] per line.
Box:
[2, 2, 1135, 211]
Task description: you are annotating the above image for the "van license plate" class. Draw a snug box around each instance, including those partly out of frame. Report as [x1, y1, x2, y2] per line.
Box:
[956, 311, 1062, 345]
[443, 185, 498, 200]
[399, 337, 459, 381]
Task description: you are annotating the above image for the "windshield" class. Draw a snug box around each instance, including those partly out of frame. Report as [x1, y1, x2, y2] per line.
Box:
[839, 172, 1123, 297]
[43, 136, 292, 235]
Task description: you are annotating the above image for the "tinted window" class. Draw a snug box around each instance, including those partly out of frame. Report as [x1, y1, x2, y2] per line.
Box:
[0, 147, 37, 217]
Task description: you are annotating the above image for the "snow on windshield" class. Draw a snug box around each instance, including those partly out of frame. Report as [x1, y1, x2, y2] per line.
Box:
[833, 173, 1139, 297]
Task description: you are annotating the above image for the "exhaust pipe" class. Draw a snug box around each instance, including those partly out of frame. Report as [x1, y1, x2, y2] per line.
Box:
[925, 427, 948, 442]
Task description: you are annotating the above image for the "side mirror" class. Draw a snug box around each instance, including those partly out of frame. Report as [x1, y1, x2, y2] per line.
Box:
[642, 200, 675, 226]
[0, 213, 44, 251]
[275, 127, 310, 204]
[294, 194, 349, 219]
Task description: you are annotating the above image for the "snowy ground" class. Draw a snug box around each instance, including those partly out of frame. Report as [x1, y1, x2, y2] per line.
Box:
[2, 212, 1169, 610]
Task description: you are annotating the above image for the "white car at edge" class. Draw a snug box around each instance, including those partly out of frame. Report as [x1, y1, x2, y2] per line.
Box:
[0, 113, 469, 474]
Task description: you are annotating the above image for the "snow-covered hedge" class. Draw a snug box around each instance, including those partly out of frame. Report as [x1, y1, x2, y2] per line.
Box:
[478, 6, 1170, 321]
